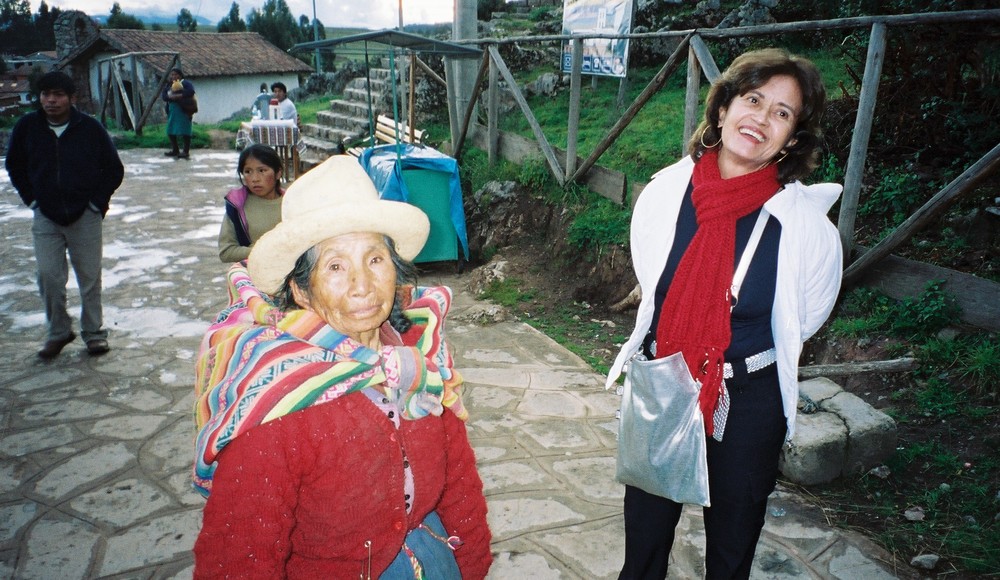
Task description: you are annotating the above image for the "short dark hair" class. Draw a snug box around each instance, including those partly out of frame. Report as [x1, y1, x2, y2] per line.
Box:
[270, 82, 287, 93]
[171, 67, 185, 77]
[688, 48, 827, 183]
[37, 71, 76, 96]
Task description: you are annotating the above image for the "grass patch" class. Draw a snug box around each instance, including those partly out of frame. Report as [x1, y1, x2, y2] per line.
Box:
[815, 283, 1000, 573]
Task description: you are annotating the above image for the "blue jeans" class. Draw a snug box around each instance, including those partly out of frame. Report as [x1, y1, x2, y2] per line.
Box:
[31, 209, 107, 342]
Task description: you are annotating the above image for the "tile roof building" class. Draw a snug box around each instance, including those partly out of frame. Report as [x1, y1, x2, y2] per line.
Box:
[55, 10, 313, 124]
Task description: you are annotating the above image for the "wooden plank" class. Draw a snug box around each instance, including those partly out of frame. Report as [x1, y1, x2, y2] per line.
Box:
[565, 37, 583, 179]
[844, 141, 1000, 284]
[567, 33, 692, 185]
[689, 34, 720, 82]
[408, 57, 417, 143]
[487, 55, 499, 166]
[855, 252, 1000, 332]
[799, 357, 917, 379]
[487, 45, 565, 186]
[839, 22, 887, 262]
[683, 43, 701, 152]
[454, 10, 1000, 44]
[112, 65, 137, 130]
[414, 56, 446, 87]
[454, 52, 490, 161]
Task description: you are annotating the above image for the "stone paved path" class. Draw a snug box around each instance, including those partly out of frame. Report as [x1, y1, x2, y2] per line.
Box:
[0, 149, 912, 579]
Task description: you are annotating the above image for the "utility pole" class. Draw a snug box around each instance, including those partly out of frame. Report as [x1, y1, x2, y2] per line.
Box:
[450, 0, 477, 150]
[312, 0, 321, 73]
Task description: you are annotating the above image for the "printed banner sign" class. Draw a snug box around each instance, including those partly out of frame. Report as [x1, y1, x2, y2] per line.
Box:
[561, 0, 633, 78]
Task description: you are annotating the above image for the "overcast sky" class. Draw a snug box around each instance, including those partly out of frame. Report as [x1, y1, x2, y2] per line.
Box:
[45, 0, 455, 29]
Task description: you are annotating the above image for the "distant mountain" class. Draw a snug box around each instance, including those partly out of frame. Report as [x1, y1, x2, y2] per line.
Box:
[91, 9, 215, 27]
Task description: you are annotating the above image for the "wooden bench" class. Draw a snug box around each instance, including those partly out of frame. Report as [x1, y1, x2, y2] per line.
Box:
[347, 115, 427, 156]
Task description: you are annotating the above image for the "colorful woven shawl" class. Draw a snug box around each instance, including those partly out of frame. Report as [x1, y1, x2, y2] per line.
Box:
[192, 263, 467, 497]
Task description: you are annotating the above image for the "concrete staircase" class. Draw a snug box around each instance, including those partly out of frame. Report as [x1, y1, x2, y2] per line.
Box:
[299, 68, 401, 172]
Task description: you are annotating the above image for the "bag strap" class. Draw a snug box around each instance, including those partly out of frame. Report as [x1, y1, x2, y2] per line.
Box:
[730, 208, 770, 311]
[632, 207, 772, 363]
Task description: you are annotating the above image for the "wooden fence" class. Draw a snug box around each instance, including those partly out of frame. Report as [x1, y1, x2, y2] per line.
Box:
[446, 9, 1000, 289]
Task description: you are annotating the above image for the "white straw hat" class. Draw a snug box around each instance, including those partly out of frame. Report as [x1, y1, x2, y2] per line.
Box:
[248, 155, 429, 294]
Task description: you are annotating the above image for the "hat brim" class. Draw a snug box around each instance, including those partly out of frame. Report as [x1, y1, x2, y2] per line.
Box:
[248, 198, 429, 295]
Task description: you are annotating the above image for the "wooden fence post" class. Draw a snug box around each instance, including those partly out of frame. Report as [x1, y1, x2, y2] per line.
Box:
[488, 53, 499, 166]
[839, 22, 887, 263]
[566, 38, 583, 180]
[684, 35, 721, 148]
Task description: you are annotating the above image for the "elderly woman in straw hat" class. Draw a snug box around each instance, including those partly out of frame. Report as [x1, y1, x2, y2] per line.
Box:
[191, 156, 492, 579]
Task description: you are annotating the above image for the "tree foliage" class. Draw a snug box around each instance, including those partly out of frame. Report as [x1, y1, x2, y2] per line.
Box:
[0, 0, 60, 54]
[217, 2, 246, 32]
[106, 2, 145, 30]
[176, 8, 197, 32]
[247, 0, 301, 50]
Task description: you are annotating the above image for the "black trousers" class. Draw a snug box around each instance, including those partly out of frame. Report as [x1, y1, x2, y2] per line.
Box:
[618, 366, 787, 580]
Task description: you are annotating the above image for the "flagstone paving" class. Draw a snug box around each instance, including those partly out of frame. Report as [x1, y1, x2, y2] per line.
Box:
[0, 149, 912, 579]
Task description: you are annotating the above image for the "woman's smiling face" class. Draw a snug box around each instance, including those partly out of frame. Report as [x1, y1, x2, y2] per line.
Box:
[716, 74, 802, 179]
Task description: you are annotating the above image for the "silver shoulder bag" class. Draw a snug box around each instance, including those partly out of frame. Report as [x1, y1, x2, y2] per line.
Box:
[615, 209, 770, 506]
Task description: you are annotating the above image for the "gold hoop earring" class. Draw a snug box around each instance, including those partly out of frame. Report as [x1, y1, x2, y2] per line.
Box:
[775, 150, 789, 165]
[700, 131, 722, 149]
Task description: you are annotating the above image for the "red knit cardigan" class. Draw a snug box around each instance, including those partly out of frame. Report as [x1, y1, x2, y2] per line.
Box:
[193, 392, 492, 578]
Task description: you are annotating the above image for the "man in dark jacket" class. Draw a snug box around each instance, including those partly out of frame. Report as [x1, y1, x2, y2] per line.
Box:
[5, 71, 124, 359]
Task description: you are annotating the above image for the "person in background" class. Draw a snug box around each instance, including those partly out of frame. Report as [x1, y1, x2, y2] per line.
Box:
[162, 68, 195, 159]
[193, 155, 491, 578]
[217, 144, 284, 263]
[251, 82, 271, 119]
[606, 48, 843, 579]
[5, 70, 124, 359]
[270, 81, 298, 123]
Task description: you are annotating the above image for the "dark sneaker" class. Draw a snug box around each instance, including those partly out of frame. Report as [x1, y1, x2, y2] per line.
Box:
[165, 150, 179, 157]
[38, 332, 76, 359]
[178, 152, 190, 159]
[86, 339, 110, 356]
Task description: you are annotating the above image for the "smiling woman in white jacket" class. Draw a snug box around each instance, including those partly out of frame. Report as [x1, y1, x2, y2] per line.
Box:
[608, 49, 843, 580]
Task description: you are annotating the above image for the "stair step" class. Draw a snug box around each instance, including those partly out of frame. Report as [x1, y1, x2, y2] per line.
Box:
[299, 135, 347, 155]
[296, 68, 409, 175]
[315, 110, 372, 132]
[301, 122, 365, 143]
[328, 100, 381, 118]
[346, 76, 390, 93]
[343, 87, 390, 103]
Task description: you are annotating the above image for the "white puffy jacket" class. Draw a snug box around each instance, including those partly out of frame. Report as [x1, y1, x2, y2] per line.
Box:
[606, 156, 843, 439]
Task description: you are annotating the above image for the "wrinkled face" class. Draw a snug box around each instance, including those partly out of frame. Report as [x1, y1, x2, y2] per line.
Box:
[272, 86, 287, 102]
[40, 88, 73, 125]
[717, 74, 802, 178]
[291, 232, 396, 348]
[240, 156, 280, 199]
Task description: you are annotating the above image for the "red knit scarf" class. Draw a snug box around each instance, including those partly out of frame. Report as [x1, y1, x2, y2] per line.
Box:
[654, 149, 779, 435]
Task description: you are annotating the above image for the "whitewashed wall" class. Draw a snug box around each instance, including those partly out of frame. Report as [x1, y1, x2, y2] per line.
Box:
[85, 52, 300, 124]
[192, 74, 301, 123]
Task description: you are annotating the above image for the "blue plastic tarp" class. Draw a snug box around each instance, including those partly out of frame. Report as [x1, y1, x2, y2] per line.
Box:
[358, 144, 469, 260]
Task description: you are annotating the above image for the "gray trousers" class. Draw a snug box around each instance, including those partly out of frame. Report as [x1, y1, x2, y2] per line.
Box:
[31, 209, 107, 342]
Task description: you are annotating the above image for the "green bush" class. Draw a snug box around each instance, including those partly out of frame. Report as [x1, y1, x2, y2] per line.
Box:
[567, 197, 630, 257]
[859, 169, 928, 226]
